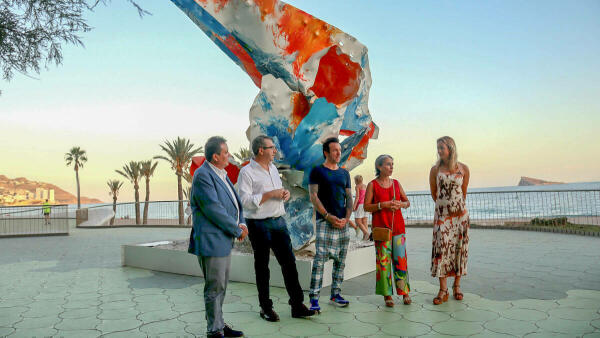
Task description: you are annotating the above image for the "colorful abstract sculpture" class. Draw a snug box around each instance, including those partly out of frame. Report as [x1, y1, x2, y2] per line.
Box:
[174, 0, 377, 248]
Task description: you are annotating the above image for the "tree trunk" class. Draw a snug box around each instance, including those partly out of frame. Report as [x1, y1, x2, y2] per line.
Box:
[111, 196, 117, 225]
[143, 177, 150, 225]
[177, 173, 184, 225]
[134, 182, 141, 225]
[75, 166, 81, 209]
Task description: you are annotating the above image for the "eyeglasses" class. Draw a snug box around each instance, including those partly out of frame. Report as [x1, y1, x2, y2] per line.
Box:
[261, 146, 276, 150]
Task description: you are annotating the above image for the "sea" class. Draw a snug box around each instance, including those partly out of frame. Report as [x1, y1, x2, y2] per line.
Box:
[3, 182, 599, 223]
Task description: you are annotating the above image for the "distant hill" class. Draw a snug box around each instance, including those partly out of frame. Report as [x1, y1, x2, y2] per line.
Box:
[0, 174, 103, 205]
[518, 176, 564, 186]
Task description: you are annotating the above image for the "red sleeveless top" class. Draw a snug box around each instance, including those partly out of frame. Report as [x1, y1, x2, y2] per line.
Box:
[371, 179, 406, 236]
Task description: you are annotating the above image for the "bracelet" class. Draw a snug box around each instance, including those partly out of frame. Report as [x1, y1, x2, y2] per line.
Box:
[324, 212, 329, 220]
[377, 202, 381, 210]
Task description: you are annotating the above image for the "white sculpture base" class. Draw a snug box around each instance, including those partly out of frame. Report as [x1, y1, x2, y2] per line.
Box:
[122, 240, 375, 290]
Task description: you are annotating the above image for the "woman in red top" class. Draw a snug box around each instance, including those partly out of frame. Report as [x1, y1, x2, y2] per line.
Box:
[364, 154, 411, 307]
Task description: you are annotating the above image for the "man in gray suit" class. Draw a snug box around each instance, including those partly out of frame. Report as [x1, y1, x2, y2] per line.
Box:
[189, 136, 248, 338]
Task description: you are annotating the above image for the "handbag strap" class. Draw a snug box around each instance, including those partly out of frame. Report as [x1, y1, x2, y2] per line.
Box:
[391, 179, 396, 234]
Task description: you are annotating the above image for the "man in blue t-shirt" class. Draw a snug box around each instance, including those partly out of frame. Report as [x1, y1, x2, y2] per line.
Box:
[307, 137, 353, 311]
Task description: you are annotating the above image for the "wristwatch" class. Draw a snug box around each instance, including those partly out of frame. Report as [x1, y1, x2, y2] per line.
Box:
[377, 202, 381, 210]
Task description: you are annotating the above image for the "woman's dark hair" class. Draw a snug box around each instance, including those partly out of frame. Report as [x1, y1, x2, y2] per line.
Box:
[322, 137, 340, 159]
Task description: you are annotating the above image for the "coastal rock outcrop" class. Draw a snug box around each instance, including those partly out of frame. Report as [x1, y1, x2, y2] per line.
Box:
[518, 176, 564, 186]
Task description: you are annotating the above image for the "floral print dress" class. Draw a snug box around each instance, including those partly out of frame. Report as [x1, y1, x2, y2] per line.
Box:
[431, 170, 470, 277]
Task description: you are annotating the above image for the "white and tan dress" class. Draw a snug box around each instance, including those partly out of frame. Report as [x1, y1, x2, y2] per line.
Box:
[431, 170, 470, 277]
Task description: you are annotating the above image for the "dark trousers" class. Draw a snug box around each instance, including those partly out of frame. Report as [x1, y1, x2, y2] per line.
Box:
[247, 217, 304, 310]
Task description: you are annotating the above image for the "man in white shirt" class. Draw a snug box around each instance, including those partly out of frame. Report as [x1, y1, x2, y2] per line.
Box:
[237, 135, 316, 322]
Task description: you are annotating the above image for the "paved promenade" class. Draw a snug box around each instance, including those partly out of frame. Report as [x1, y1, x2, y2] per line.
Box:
[1, 227, 599, 337]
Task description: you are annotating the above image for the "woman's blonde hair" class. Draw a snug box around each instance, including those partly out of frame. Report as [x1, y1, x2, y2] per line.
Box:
[436, 136, 458, 170]
[354, 175, 363, 183]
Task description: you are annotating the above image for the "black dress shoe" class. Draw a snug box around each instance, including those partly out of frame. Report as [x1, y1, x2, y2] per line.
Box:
[260, 308, 280, 322]
[207, 332, 224, 338]
[223, 324, 244, 337]
[291, 303, 317, 318]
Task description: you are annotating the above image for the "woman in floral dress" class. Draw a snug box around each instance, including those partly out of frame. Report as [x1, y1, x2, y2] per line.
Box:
[429, 136, 470, 305]
[364, 155, 411, 307]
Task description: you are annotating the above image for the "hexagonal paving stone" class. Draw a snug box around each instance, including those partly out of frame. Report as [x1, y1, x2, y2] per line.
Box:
[133, 294, 169, 303]
[135, 301, 173, 312]
[329, 321, 380, 336]
[452, 309, 499, 322]
[139, 318, 187, 335]
[511, 298, 558, 311]
[484, 318, 538, 336]
[422, 300, 468, 312]
[101, 328, 148, 337]
[549, 307, 600, 321]
[96, 318, 143, 333]
[404, 309, 452, 324]
[54, 329, 102, 337]
[184, 323, 204, 336]
[138, 309, 179, 323]
[0, 298, 34, 307]
[67, 292, 99, 301]
[499, 308, 548, 321]
[557, 297, 600, 309]
[380, 318, 431, 336]
[9, 327, 58, 337]
[432, 319, 484, 336]
[470, 330, 515, 338]
[14, 315, 59, 329]
[525, 331, 577, 337]
[333, 301, 379, 313]
[537, 318, 595, 335]
[355, 310, 399, 324]
[172, 302, 204, 314]
[0, 327, 15, 337]
[466, 298, 513, 311]
[55, 316, 101, 331]
[0, 312, 22, 327]
[224, 311, 262, 325]
[100, 293, 133, 303]
[100, 300, 137, 310]
[567, 290, 600, 300]
[278, 321, 329, 337]
[223, 302, 252, 313]
[177, 311, 206, 324]
[63, 299, 101, 309]
[98, 308, 140, 320]
[60, 307, 100, 319]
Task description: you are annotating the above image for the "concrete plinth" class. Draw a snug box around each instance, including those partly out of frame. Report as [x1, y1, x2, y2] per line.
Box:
[122, 241, 375, 290]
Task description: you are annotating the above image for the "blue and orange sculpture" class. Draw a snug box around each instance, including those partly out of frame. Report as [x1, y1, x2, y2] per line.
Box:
[177, 0, 377, 248]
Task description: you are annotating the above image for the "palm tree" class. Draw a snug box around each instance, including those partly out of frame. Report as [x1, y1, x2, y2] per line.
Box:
[155, 137, 203, 225]
[64, 147, 88, 209]
[107, 180, 123, 226]
[234, 146, 252, 163]
[139, 160, 158, 225]
[116, 161, 142, 225]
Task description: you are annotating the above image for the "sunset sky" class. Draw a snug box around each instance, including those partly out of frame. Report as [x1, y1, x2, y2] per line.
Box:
[1, 0, 599, 202]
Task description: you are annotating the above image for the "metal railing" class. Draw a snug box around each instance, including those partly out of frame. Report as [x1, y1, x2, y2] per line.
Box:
[403, 189, 600, 226]
[79, 189, 599, 227]
[85, 201, 192, 226]
[0, 204, 70, 237]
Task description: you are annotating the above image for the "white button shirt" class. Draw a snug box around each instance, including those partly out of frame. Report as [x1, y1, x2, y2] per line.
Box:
[237, 159, 285, 220]
[207, 161, 240, 223]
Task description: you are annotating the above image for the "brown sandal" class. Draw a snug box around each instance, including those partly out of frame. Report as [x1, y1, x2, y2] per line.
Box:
[433, 289, 449, 305]
[403, 295, 411, 305]
[452, 284, 464, 300]
[384, 296, 394, 307]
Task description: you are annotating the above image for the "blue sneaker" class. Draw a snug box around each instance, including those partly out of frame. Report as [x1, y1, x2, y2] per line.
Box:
[329, 294, 350, 307]
[309, 299, 321, 312]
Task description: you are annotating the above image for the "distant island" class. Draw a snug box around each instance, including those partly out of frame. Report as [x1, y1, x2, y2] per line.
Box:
[518, 176, 564, 186]
[0, 175, 103, 206]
